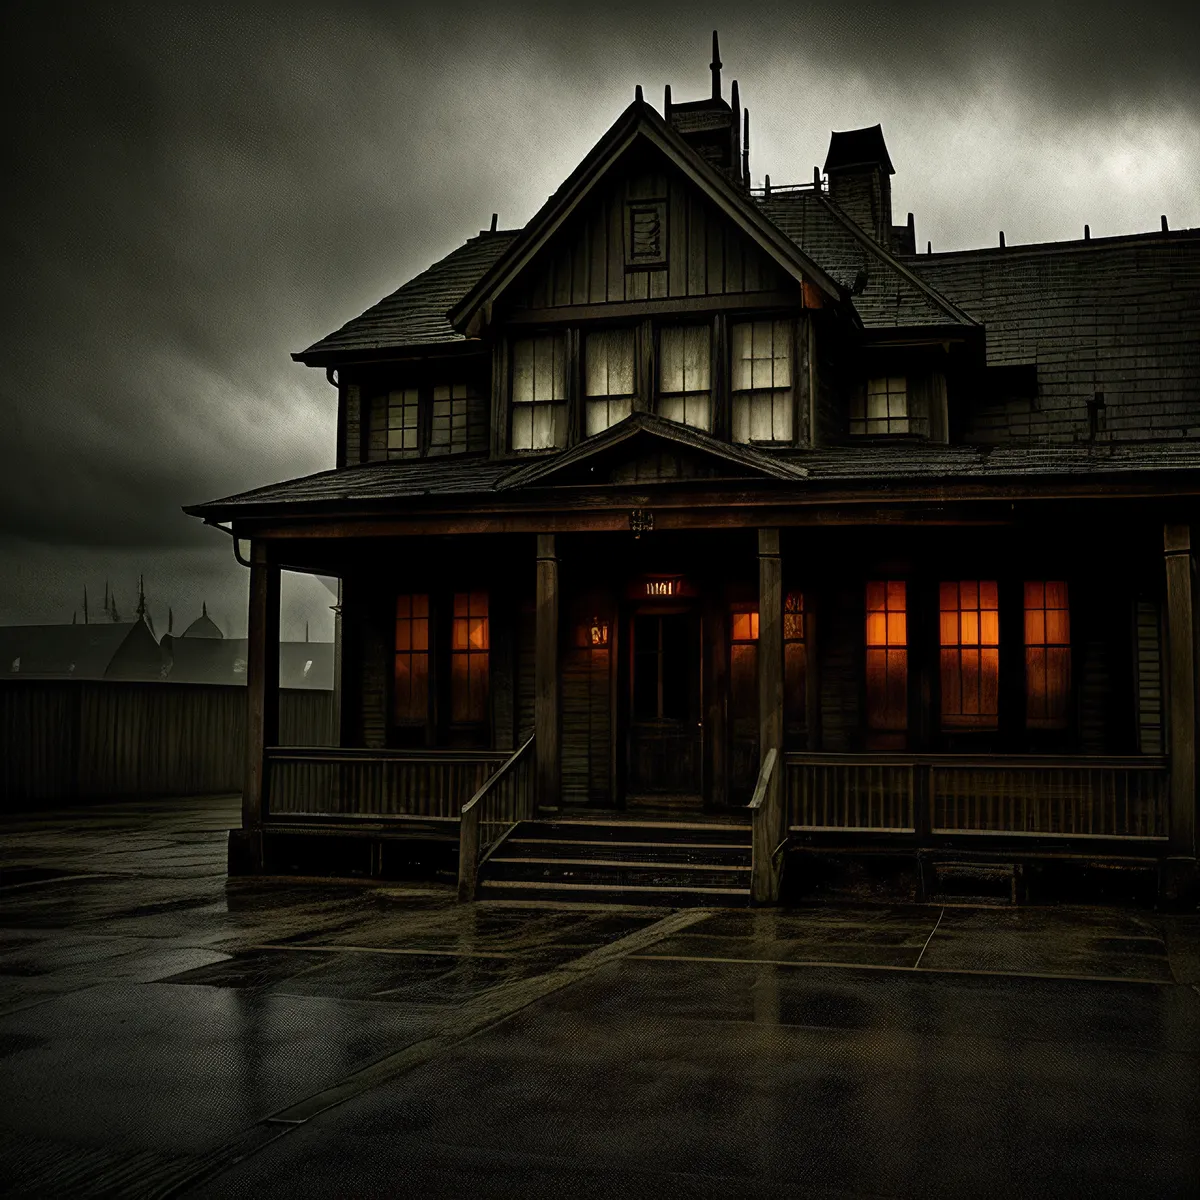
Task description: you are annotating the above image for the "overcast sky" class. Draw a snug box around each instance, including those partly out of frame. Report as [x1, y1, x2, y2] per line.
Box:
[2, 0, 1197, 639]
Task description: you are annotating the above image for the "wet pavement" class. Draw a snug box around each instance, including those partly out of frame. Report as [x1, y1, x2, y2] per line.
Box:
[2, 797, 1198, 1197]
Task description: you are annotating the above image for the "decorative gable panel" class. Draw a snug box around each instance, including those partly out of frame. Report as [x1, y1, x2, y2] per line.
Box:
[511, 162, 792, 311]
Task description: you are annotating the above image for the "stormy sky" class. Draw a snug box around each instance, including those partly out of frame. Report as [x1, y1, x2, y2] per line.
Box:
[2, 1, 1197, 640]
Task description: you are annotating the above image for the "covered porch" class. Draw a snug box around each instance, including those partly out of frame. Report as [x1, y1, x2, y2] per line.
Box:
[228, 514, 1199, 904]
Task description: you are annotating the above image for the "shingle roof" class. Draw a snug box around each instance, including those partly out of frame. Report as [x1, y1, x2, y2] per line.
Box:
[185, 438, 1200, 521]
[756, 190, 975, 328]
[903, 230, 1200, 443]
[294, 232, 518, 363]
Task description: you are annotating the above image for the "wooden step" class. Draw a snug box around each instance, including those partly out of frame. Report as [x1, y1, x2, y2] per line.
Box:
[500, 838, 751, 867]
[477, 878, 750, 907]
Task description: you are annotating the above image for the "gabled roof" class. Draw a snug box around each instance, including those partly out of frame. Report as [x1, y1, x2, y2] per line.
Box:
[756, 190, 978, 329]
[448, 99, 846, 336]
[294, 232, 518, 364]
[496, 412, 809, 491]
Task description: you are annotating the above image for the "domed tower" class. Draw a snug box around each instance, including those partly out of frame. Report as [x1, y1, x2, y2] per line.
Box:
[181, 602, 223, 639]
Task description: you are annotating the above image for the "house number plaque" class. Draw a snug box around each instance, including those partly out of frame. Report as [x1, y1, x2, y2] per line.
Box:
[629, 509, 654, 537]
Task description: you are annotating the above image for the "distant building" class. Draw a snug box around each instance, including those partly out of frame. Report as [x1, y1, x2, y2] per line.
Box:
[180, 602, 223, 639]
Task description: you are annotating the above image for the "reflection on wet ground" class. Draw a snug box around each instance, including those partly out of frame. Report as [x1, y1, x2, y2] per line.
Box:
[2, 795, 1199, 1197]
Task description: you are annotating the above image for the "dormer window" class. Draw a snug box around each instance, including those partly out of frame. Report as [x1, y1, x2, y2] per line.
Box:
[731, 319, 793, 444]
[430, 384, 476, 455]
[584, 329, 636, 436]
[379, 388, 420, 458]
[512, 334, 567, 450]
[658, 325, 712, 431]
[366, 383, 485, 461]
[851, 376, 909, 436]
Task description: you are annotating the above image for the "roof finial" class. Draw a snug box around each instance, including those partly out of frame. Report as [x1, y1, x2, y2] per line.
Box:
[730, 80, 741, 183]
[635, 84, 643, 103]
[489, 213, 498, 232]
[202, 601, 207, 618]
[1161, 214, 1169, 232]
[742, 107, 750, 185]
[664, 83, 672, 118]
[168, 606, 173, 635]
[136, 574, 146, 621]
[710, 30, 722, 100]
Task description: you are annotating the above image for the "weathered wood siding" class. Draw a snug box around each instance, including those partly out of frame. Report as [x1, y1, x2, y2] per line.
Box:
[1, 681, 332, 806]
[1134, 599, 1164, 754]
[817, 585, 864, 751]
[512, 167, 790, 310]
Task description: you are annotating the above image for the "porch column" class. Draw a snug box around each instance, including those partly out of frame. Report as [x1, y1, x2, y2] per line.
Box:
[536, 534, 561, 810]
[243, 541, 280, 837]
[329, 578, 343, 746]
[1163, 524, 1197, 896]
[754, 528, 785, 902]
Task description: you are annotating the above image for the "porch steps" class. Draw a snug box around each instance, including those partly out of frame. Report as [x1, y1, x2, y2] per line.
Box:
[477, 818, 752, 906]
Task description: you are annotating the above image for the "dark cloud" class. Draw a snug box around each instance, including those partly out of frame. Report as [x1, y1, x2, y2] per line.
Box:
[0, 0, 1196, 624]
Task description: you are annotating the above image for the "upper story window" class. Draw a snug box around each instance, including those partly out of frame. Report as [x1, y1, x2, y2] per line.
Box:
[851, 377, 909, 436]
[512, 334, 567, 450]
[658, 325, 712, 431]
[366, 384, 484, 461]
[584, 329, 635, 436]
[731, 319, 793, 444]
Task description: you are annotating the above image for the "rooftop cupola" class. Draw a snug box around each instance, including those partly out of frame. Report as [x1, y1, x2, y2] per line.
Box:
[664, 31, 746, 187]
[823, 124, 896, 247]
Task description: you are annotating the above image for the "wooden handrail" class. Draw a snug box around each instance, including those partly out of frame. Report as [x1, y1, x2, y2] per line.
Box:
[461, 735, 535, 816]
[748, 747, 778, 810]
[458, 736, 535, 902]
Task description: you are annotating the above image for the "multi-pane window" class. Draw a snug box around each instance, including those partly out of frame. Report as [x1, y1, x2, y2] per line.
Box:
[1025, 581, 1070, 729]
[511, 334, 567, 450]
[430, 383, 475, 455]
[730, 603, 759, 730]
[657, 325, 712, 431]
[731, 319, 793, 444]
[851, 377, 909, 436]
[784, 590, 807, 736]
[584, 329, 636, 436]
[866, 581, 907, 743]
[394, 594, 430, 724]
[451, 592, 490, 724]
[940, 581, 1000, 730]
[367, 389, 420, 460]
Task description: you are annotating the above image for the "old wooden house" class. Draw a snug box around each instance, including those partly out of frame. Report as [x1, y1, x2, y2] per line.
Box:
[188, 37, 1200, 905]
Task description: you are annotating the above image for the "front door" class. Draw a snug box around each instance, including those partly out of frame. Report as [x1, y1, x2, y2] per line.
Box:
[625, 609, 703, 803]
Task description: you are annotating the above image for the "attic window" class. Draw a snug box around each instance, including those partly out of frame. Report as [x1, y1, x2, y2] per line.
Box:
[584, 329, 635, 436]
[626, 201, 667, 267]
[851, 377, 909, 436]
[658, 325, 712, 431]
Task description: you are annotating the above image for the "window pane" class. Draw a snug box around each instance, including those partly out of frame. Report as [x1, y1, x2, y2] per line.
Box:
[585, 329, 635, 398]
[451, 592, 489, 724]
[394, 593, 430, 723]
[866, 582, 907, 735]
[1026, 580, 1070, 728]
[940, 581, 999, 729]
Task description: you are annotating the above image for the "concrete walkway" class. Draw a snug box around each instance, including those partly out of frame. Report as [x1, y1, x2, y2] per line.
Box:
[2, 797, 1198, 1197]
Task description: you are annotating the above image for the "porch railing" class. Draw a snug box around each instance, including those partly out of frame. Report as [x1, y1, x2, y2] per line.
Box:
[458, 735, 536, 901]
[786, 753, 1169, 841]
[749, 747, 783, 903]
[264, 746, 510, 821]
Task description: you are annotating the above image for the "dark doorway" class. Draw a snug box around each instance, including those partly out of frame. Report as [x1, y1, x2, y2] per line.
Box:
[625, 608, 703, 804]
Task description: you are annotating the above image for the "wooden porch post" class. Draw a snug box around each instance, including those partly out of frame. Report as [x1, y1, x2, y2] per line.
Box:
[1164, 524, 1197, 898]
[536, 534, 561, 810]
[754, 528, 785, 902]
[244, 542, 280, 833]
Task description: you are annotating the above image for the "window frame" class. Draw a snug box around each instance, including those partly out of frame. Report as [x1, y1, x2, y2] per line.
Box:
[509, 332, 569, 453]
[583, 326, 638, 438]
[729, 317, 797, 446]
[656, 322, 714, 432]
[363, 381, 487, 462]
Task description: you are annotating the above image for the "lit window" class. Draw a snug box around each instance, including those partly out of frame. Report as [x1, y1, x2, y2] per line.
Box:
[658, 325, 711, 431]
[850, 377, 909, 436]
[584, 329, 635, 436]
[511, 335, 567, 450]
[730, 603, 759, 730]
[731, 320, 792, 443]
[784, 591, 807, 734]
[394, 594, 430, 723]
[1026, 581, 1070, 729]
[430, 383, 479, 455]
[451, 592, 489, 723]
[940, 581, 999, 729]
[866, 581, 907, 742]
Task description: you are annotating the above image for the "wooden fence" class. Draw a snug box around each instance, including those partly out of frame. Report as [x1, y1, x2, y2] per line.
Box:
[786, 753, 1170, 840]
[1, 680, 333, 806]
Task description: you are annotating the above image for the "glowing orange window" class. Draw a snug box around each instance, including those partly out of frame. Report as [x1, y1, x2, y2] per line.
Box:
[451, 592, 489, 723]
[394, 594, 430, 723]
[940, 581, 1000, 730]
[866, 581, 907, 739]
[1025, 581, 1070, 729]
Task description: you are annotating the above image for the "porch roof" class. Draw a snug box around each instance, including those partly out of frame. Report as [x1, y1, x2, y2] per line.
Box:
[184, 438, 1200, 522]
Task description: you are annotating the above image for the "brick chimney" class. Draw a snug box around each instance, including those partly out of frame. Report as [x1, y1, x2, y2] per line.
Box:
[823, 125, 896, 247]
